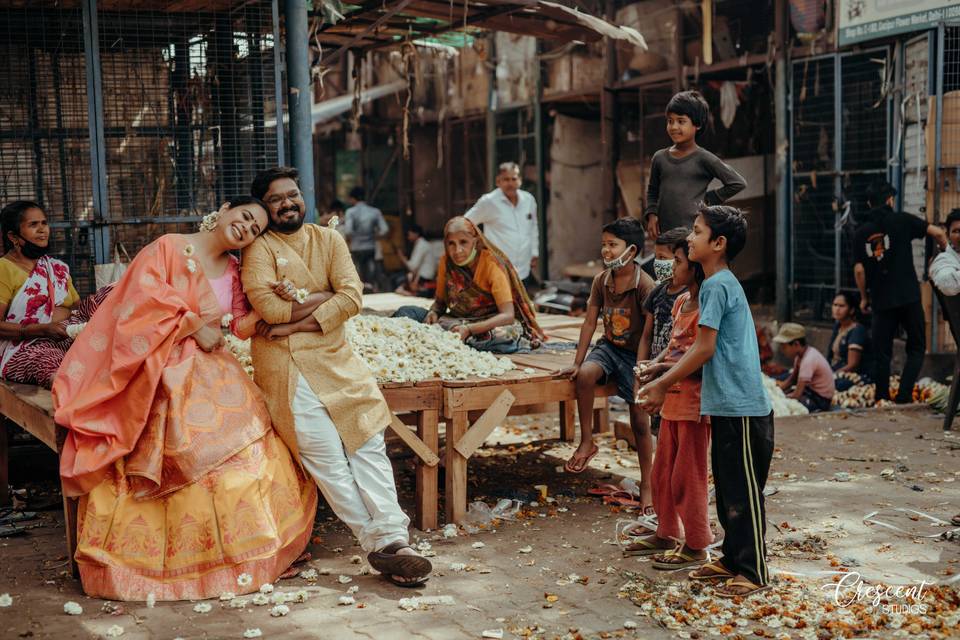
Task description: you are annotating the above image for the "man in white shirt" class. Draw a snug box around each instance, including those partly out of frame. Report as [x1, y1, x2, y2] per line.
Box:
[395, 224, 443, 296]
[931, 208, 960, 296]
[465, 162, 540, 286]
[343, 186, 390, 290]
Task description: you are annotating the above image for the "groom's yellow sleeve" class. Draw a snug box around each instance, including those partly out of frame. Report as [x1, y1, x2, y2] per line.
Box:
[311, 230, 362, 334]
[241, 239, 292, 325]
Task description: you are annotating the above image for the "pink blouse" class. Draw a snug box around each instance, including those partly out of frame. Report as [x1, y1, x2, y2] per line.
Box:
[207, 256, 251, 335]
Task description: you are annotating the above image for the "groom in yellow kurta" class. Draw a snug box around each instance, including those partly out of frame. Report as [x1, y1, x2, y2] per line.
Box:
[242, 167, 431, 587]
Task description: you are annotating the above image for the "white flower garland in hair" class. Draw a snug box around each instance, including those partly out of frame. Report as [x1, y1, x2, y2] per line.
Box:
[328, 215, 339, 229]
[199, 210, 220, 232]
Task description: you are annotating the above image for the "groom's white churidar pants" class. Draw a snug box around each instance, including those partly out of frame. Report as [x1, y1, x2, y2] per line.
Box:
[292, 372, 410, 552]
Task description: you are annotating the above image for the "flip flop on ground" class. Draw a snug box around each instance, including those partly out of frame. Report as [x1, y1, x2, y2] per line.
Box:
[623, 535, 674, 557]
[278, 551, 313, 580]
[652, 547, 709, 570]
[586, 484, 622, 497]
[564, 445, 599, 473]
[688, 560, 735, 581]
[367, 541, 432, 588]
[714, 575, 771, 599]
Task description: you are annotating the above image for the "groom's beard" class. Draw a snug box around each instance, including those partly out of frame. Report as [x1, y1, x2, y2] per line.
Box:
[272, 204, 305, 232]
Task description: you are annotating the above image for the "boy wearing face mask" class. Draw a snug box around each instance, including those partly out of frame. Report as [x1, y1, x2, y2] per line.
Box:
[640, 228, 690, 435]
[561, 218, 656, 506]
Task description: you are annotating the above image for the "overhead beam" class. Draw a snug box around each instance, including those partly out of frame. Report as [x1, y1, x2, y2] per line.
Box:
[320, 0, 416, 67]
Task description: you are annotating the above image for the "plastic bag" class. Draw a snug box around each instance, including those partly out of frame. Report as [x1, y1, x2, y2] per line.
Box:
[461, 499, 522, 533]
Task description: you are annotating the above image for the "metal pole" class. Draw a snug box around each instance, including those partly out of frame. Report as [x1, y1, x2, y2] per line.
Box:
[534, 41, 546, 280]
[932, 24, 946, 353]
[486, 34, 497, 188]
[82, 0, 110, 265]
[834, 55, 842, 302]
[774, 0, 790, 321]
[271, 0, 286, 164]
[284, 0, 316, 222]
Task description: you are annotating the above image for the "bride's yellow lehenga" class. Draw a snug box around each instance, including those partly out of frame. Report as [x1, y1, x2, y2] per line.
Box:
[52, 235, 317, 601]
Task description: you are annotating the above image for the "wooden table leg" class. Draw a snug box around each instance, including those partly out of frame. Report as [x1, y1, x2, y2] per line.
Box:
[63, 490, 79, 578]
[0, 421, 9, 507]
[559, 400, 576, 442]
[594, 397, 611, 434]
[444, 411, 469, 524]
[415, 409, 439, 531]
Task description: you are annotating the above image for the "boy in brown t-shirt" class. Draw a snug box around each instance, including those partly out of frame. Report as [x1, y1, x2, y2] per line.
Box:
[561, 218, 656, 509]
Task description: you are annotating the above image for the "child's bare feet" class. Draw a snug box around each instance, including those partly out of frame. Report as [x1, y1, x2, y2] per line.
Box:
[564, 441, 599, 473]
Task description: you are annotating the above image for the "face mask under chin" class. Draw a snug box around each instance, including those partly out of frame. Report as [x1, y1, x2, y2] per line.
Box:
[453, 246, 478, 267]
[20, 239, 49, 259]
[603, 244, 636, 270]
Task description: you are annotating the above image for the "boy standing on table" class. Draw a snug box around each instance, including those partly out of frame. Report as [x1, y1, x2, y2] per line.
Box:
[639, 205, 774, 599]
[644, 90, 746, 239]
[561, 218, 656, 511]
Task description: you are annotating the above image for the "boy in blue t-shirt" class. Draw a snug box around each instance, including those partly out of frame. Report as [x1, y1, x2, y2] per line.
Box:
[637, 205, 773, 598]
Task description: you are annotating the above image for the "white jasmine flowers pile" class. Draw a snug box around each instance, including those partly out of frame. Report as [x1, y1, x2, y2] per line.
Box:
[224, 316, 514, 383]
[762, 375, 809, 417]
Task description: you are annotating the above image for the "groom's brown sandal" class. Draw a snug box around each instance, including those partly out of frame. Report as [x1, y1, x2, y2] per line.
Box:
[367, 542, 432, 588]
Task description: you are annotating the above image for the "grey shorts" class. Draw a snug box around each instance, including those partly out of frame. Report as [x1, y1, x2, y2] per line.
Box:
[585, 339, 638, 404]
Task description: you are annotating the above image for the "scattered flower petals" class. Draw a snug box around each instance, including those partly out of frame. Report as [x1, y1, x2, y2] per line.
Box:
[63, 601, 82, 615]
[251, 593, 270, 606]
[472, 541, 486, 549]
[228, 598, 248, 609]
[338, 595, 356, 606]
[237, 573, 253, 587]
[442, 523, 458, 539]
[624, 620, 638, 629]
[105, 625, 124, 637]
[192, 602, 212, 613]
[219, 592, 235, 601]
[482, 631, 504, 639]
[259, 583, 274, 594]
[337, 575, 353, 584]
[290, 590, 309, 603]
[269, 604, 290, 617]
[299, 568, 318, 581]
[450, 563, 466, 572]
[243, 630, 263, 639]
[0, 594, 12, 608]
[347, 586, 359, 594]
[518, 546, 533, 554]
[270, 592, 289, 605]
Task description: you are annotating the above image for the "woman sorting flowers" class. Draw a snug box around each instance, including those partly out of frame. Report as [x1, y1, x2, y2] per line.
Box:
[394, 216, 544, 353]
[53, 198, 317, 601]
[0, 201, 112, 388]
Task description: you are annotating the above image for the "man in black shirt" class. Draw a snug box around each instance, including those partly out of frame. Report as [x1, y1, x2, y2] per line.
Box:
[853, 181, 947, 404]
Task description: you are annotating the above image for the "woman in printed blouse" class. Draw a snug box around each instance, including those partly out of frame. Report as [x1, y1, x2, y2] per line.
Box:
[829, 291, 872, 390]
[393, 216, 544, 353]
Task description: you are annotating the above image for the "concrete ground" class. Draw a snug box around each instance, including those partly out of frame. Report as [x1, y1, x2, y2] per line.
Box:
[0, 406, 958, 639]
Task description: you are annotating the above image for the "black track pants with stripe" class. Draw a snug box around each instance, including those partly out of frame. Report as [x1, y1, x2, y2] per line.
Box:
[710, 412, 775, 586]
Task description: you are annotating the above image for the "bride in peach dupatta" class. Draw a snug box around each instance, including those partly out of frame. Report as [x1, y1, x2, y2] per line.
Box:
[52, 198, 317, 601]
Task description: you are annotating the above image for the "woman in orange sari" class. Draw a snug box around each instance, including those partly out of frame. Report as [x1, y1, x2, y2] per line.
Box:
[52, 198, 317, 601]
[393, 216, 544, 353]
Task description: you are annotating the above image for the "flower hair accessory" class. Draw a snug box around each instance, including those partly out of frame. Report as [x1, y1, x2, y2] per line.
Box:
[328, 215, 339, 230]
[199, 210, 220, 232]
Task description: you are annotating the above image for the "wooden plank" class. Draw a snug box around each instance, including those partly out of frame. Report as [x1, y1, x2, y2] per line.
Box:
[445, 411, 470, 524]
[0, 383, 57, 451]
[415, 409, 440, 531]
[444, 378, 617, 415]
[454, 390, 515, 459]
[559, 400, 577, 442]
[63, 493, 79, 578]
[381, 384, 442, 411]
[388, 414, 440, 467]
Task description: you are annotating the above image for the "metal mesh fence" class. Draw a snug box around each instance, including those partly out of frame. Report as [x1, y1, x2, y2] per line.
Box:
[790, 51, 888, 321]
[0, 3, 281, 294]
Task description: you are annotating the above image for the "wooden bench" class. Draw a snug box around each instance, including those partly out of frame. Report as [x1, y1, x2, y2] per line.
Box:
[0, 381, 78, 577]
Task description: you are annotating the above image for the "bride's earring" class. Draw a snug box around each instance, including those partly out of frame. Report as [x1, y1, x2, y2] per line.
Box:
[199, 210, 220, 232]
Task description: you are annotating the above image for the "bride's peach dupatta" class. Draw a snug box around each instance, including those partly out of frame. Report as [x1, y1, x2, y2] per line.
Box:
[54, 235, 268, 499]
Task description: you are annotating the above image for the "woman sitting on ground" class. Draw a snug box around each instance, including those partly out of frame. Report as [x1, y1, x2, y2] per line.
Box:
[0, 201, 113, 389]
[53, 198, 317, 601]
[828, 291, 871, 391]
[393, 216, 544, 353]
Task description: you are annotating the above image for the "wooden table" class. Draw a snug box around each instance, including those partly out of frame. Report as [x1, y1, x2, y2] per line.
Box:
[439, 350, 617, 524]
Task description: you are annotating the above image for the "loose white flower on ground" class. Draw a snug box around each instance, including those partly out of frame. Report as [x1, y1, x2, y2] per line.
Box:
[269, 604, 290, 617]
[192, 602, 212, 613]
[243, 630, 263, 639]
[337, 575, 353, 584]
[347, 586, 359, 595]
[0, 594, 11, 607]
[269, 592, 289, 605]
[228, 598, 248, 609]
[299, 568, 318, 580]
[338, 595, 355, 606]
[518, 545, 533, 554]
[105, 625, 124, 637]
[237, 573, 253, 587]
[63, 601, 82, 615]
[291, 590, 309, 603]
[145, 592, 155, 609]
[66, 323, 86, 339]
[442, 523, 458, 539]
[259, 583, 274, 594]
[218, 592, 235, 601]
[251, 593, 269, 606]
[472, 541, 485, 549]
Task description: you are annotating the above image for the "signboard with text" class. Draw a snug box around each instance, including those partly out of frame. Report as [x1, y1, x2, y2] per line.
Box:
[838, 0, 960, 45]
